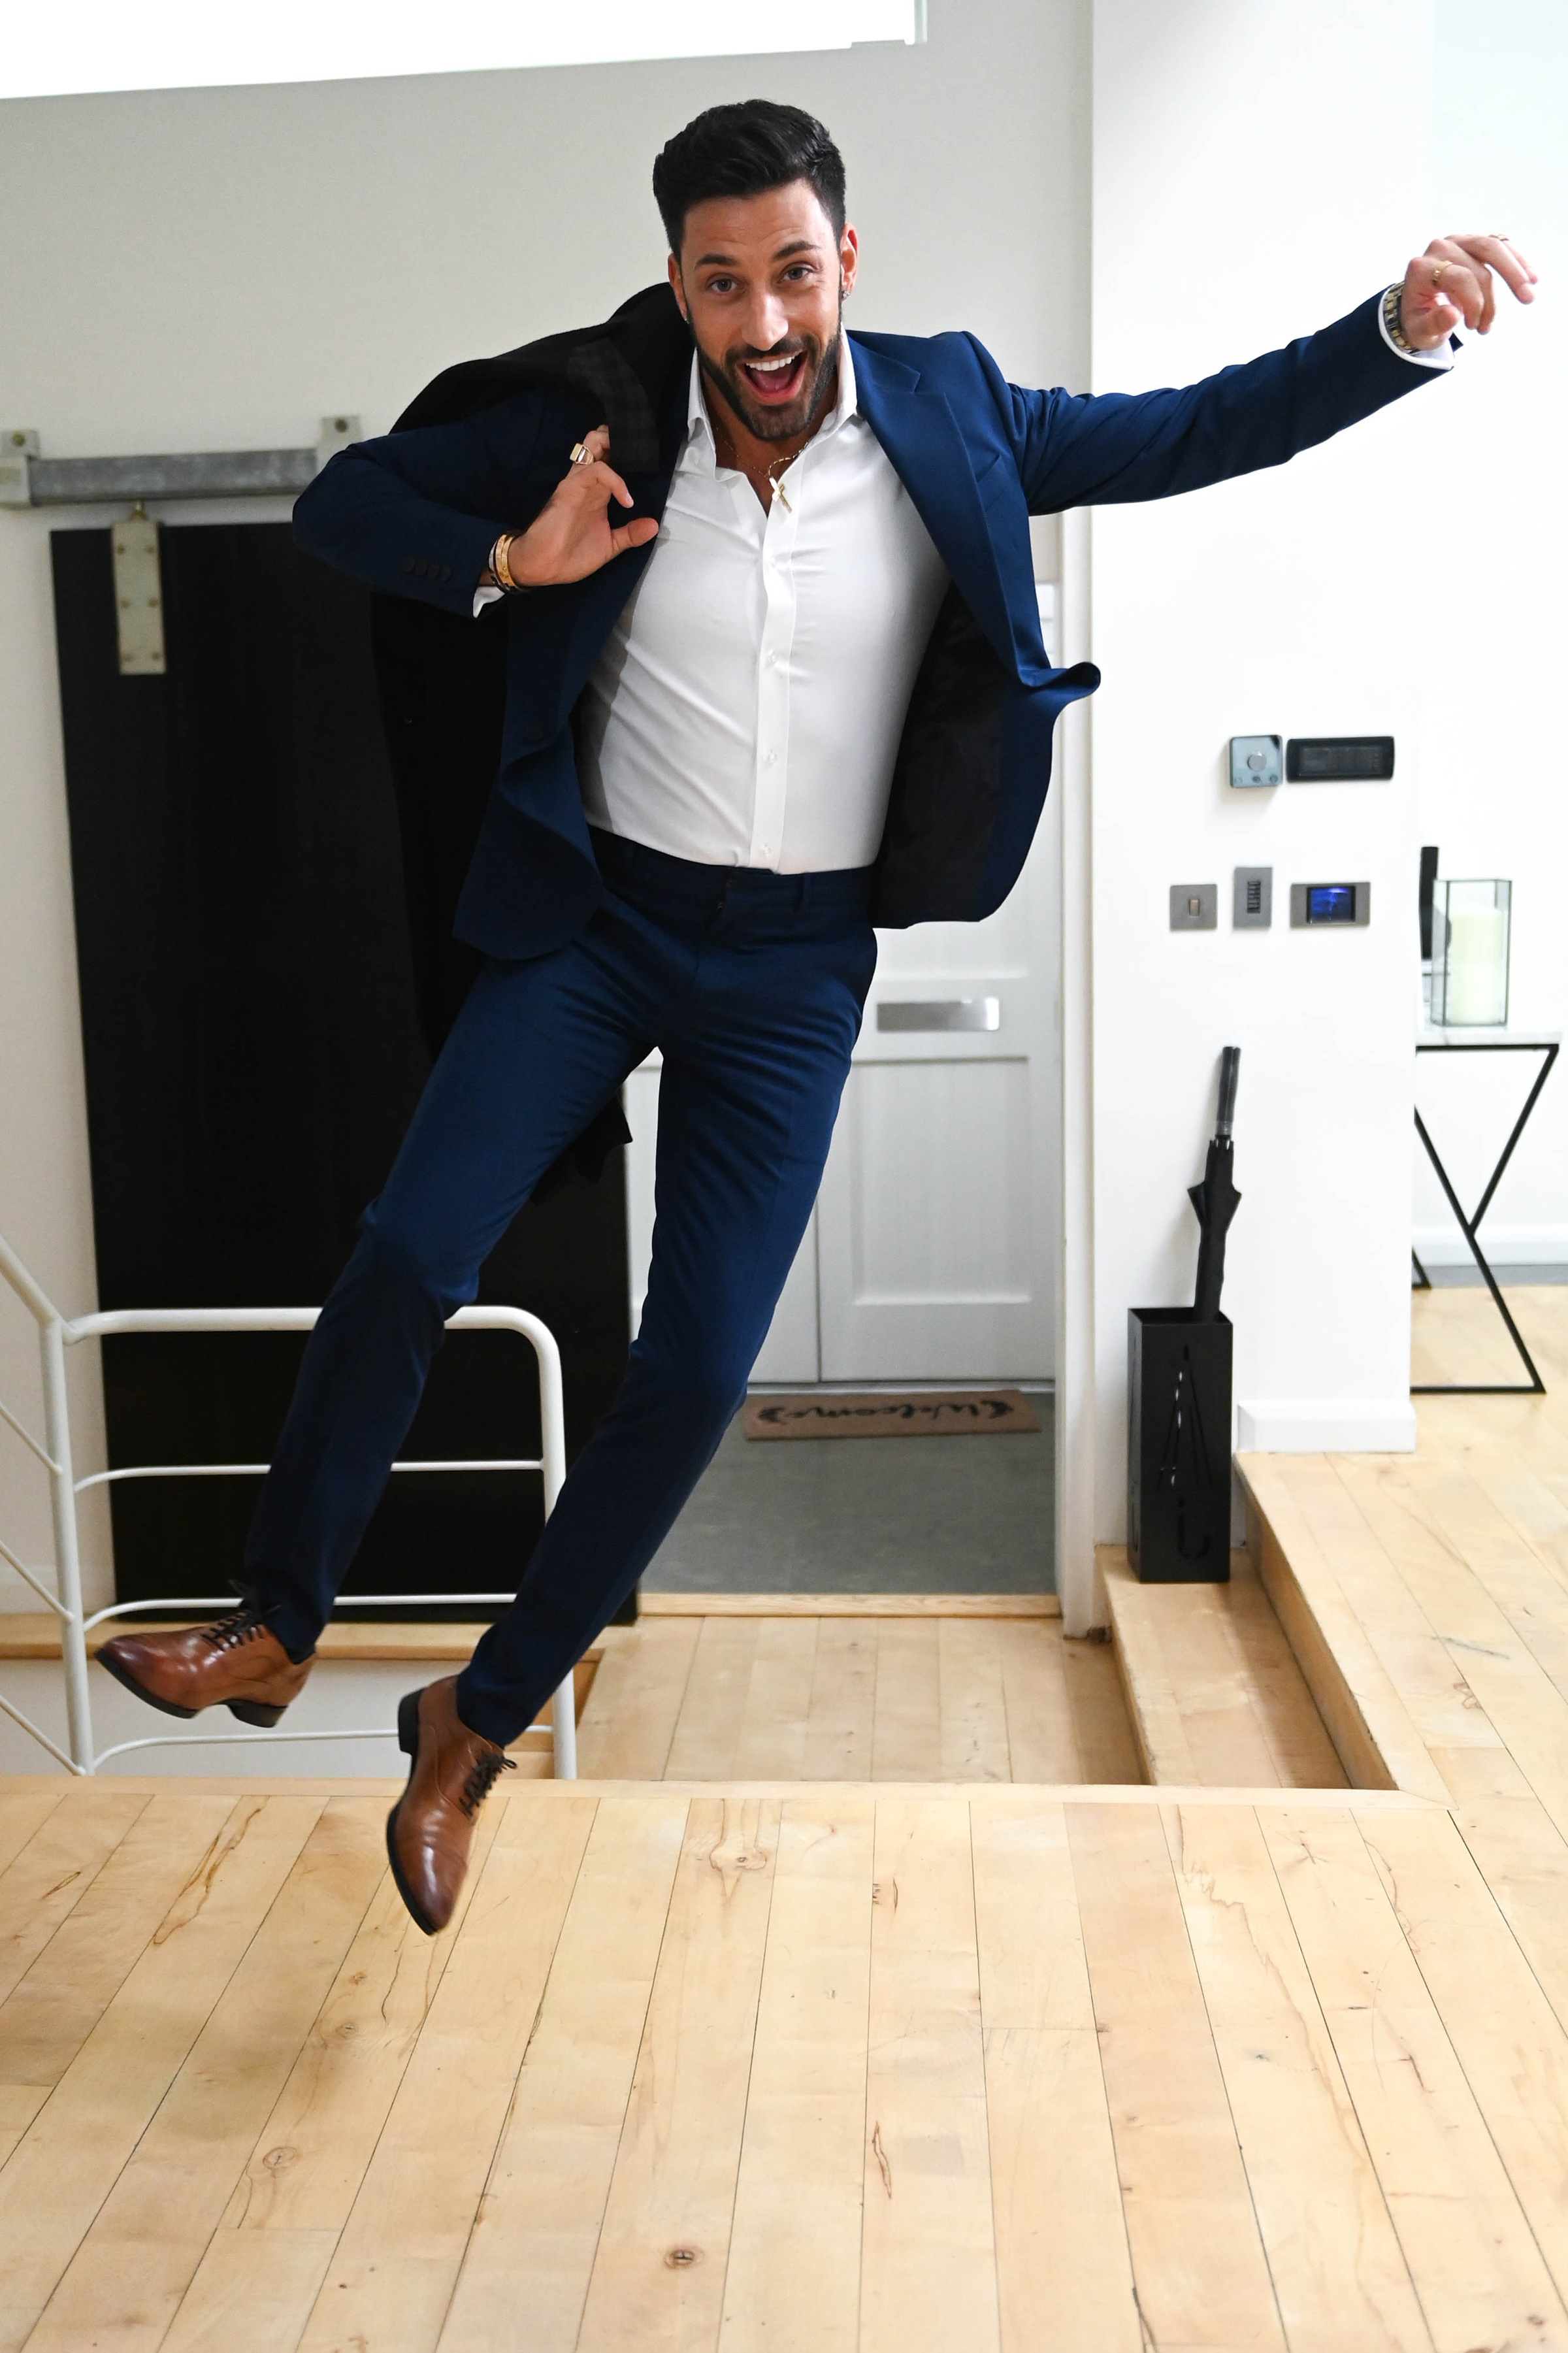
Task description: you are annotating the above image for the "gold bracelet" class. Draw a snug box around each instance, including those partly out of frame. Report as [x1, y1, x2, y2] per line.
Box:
[1382, 282, 1417, 355]
[491, 531, 518, 591]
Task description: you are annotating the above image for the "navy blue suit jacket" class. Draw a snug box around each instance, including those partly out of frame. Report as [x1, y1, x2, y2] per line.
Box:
[295, 284, 1440, 978]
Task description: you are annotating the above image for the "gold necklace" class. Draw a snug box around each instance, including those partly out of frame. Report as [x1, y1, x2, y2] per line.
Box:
[765, 453, 796, 510]
[715, 422, 801, 509]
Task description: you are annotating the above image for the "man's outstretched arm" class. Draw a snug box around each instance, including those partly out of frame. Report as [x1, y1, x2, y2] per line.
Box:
[1009, 233, 1536, 516]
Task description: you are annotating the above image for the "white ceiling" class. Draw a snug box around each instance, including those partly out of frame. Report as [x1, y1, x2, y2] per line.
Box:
[1, 1, 921, 103]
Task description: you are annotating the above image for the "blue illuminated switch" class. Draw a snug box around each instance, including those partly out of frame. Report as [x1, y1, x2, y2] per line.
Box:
[1229, 734, 1282, 788]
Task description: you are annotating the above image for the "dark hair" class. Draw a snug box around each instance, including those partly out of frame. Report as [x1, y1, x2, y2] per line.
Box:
[652, 101, 846, 257]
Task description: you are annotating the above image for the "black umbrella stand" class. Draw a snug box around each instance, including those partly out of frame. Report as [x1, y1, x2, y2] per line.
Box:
[1128, 1049, 1242, 1584]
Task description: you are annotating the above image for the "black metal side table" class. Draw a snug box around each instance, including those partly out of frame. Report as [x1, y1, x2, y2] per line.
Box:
[1413, 1027, 1560, 1395]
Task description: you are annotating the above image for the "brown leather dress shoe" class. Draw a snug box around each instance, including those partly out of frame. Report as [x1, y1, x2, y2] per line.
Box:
[97, 1607, 314, 1728]
[385, 1677, 515, 1936]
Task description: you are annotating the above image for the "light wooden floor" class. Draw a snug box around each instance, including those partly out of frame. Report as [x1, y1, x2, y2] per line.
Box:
[8, 1289, 1568, 2348]
[15, 1770, 1568, 2353]
[574, 1610, 1142, 1783]
[1244, 1285, 1568, 1822]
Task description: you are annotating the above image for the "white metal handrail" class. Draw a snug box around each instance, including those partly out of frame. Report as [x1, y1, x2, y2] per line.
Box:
[0, 1232, 576, 1777]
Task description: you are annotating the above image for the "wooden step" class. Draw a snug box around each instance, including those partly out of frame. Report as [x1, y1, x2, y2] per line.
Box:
[1100, 1543, 1347, 1788]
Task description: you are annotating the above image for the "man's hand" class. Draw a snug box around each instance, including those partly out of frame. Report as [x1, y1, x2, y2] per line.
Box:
[502, 425, 659, 589]
[1399, 233, 1537, 350]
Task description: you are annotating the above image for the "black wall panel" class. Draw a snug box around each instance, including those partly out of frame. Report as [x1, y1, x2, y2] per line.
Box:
[50, 522, 628, 1613]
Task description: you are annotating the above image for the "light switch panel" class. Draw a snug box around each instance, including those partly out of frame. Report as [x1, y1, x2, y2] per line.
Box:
[1229, 733, 1282, 788]
[1170, 883, 1218, 932]
[1233, 866, 1272, 928]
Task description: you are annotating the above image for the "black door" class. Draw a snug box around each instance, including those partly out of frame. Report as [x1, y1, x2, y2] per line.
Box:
[50, 521, 628, 1615]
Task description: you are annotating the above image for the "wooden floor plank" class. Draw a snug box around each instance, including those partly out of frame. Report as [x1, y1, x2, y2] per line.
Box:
[435, 1794, 689, 2353]
[1166, 1803, 1431, 2351]
[664, 1619, 762, 1780]
[0, 1789, 65, 1879]
[161, 2230, 340, 2353]
[1263, 1804, 1568, 2350]
[1218, 1568, 1348, 1787]
[576, 1619, 701, 1779]
[801, 1619, 878, 1781]
[1239, 1455, 1454, 1800]
[0, 1793, 323, 2353]
[1362, 1804, 1568, 2315]
[1446, 1790, 1568, 2040]
[719, 1796, 874, 2353]
[0, 1785, 149, 2010]
[870, 1621, 942, 1782]
[575, 1797, 781, 2351]
[297, 1791, 600, 2353]
[1059, 1634, 1145, 1785]
[222, 1820, 490, 2238]
[937, 1618, 1011, 1783]
[732, 1620, 819, 1781]
[992, 1622, 1085, 1783]
[0, 2083, 46, 2171]
[0, 1791, 255, 2090]
[1335, 1453, 1568, 1834]
[25, 1799, 387, 2353]
[1385, 1450, 1568, 1709]
[1277, 1455, 1486, 1773]
[1068, 1800, 1287, 2352]
[971, 1802, 1140, 2353]
[859, 1798, 1000, 2353]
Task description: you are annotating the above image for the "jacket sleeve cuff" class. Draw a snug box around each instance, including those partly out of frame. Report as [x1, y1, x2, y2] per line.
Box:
[1377, 285, 1456, 370]
[390, 512, 505, 614]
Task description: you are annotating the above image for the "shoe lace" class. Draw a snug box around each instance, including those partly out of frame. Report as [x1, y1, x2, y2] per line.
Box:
[459, 1748, 516, 1818]
[201, 1607, 269, 1654]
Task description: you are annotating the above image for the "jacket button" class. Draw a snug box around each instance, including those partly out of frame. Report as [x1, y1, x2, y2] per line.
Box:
[414, 557, 428, 576]
[400, 557, 415, 573]
[438, 563, 451, 581]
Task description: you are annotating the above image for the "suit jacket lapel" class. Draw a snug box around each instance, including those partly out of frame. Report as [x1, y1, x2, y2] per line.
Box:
[850, 336, 1039, 679]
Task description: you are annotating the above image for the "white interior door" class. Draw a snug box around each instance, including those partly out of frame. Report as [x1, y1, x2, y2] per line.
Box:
[815, 792, 1058, 1382]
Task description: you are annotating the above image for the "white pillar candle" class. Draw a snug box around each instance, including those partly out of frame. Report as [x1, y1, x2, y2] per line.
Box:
[1443, 906, 1508, 1025]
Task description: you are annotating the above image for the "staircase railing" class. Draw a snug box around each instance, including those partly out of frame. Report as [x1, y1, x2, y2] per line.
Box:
[0, 1229, 576, 1777]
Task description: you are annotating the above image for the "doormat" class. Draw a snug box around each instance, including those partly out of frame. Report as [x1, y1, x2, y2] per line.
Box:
[742, 1389, 1041, 1441]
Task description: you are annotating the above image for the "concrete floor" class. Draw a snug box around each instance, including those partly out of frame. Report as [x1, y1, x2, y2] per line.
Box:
[645, 1389, 1055, 1595]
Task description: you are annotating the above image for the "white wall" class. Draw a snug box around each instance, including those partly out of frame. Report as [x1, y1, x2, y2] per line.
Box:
[0, 0, 1088, 1610]
[1413, 0, 1567, 1267]
[1081, 0, 1441, 1572]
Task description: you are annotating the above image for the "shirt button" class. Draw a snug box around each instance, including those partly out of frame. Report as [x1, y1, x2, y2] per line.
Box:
[764, 750, 777, 765]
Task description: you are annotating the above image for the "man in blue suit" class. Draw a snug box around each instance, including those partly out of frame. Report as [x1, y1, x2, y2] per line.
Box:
[100, 101, 1533, 1929]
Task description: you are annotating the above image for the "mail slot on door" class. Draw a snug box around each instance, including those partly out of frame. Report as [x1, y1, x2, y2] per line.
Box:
[876, 997, 1001, 1033]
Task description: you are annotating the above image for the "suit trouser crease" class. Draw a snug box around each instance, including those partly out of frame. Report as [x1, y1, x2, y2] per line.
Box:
[244, 838, 874, 1745]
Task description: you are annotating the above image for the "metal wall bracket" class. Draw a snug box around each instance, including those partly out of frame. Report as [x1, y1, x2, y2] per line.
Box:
[0, 430, 40, 508]
[0, 418, 360, 508]
[112, 508, 165, 676]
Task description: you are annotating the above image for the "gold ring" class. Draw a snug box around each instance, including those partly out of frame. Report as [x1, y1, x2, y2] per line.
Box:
[568, 442, 594, 467]
[1431, 261, 1448, 286]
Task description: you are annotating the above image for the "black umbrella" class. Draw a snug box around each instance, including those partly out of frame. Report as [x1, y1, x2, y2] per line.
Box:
[1188, 1046, 1242, 1321]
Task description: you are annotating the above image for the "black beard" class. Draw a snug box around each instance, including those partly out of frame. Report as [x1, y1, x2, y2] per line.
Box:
[698, 318, 843, 448]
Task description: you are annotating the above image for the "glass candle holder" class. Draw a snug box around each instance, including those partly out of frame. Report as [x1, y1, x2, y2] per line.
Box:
[1434, 878, 1511, 1027]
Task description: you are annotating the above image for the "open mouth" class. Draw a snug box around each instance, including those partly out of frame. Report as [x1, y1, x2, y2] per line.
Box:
[737, 349, 809, 406]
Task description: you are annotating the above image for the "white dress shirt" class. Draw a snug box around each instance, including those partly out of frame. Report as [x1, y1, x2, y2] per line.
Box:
[575, 342, 951, 872]
[478, 301, 1443, 874]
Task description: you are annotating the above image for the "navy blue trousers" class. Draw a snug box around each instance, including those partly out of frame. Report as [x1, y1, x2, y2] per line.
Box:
[244, 832, 876, 1744]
